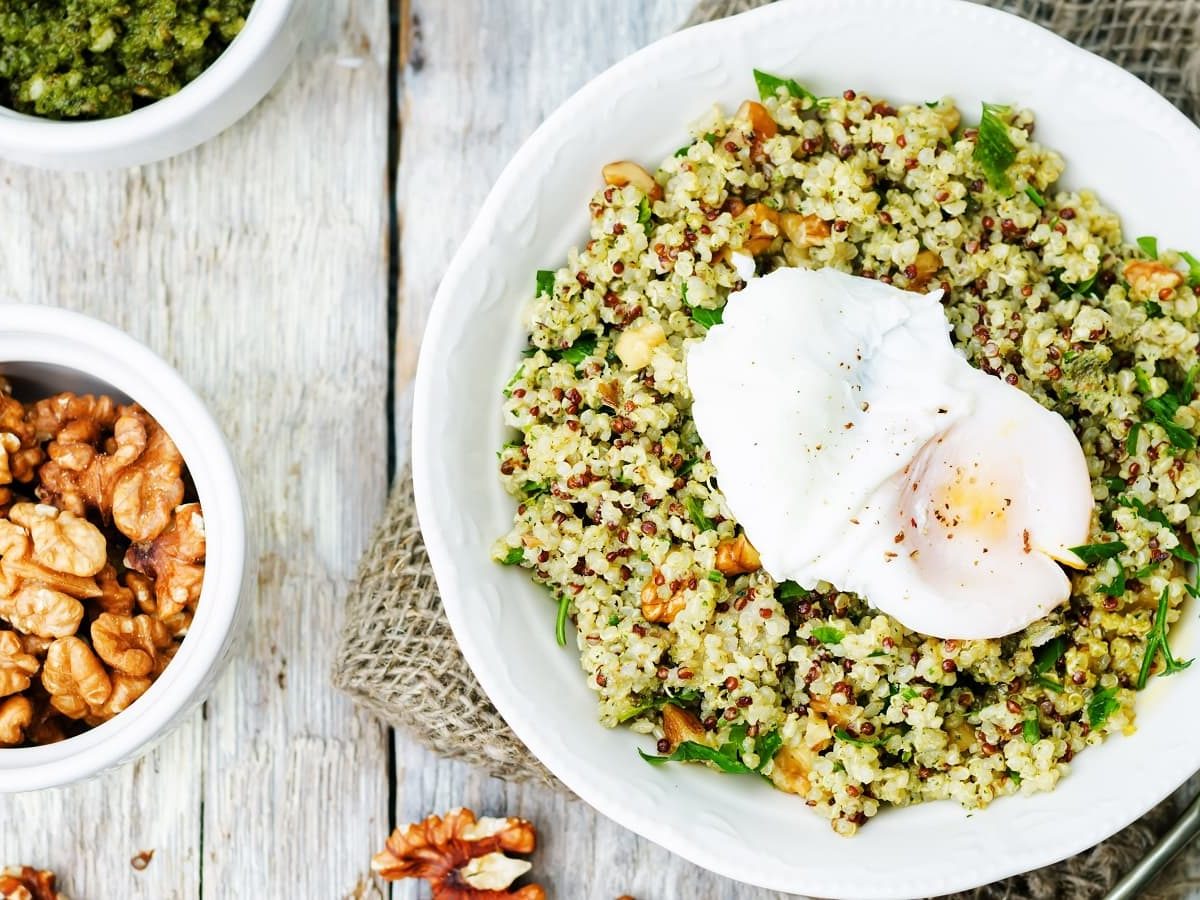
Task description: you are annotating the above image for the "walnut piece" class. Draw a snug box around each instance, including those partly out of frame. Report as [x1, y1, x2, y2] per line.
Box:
[124, 503, 206, 619]
[41, 636, 111, 720]
[29, 392, 118, 446]
[601, 161, 663, 201]
[737, 203, 782, 256]
[779, 212, 831, 249]
[0, 866, 65, 900]
[2, 586, 84, 640]
[9, 503, 106, 578]
[714, 534, 761, 576]
[91, 613, 169, 677]
[0, 695, 33, 746]
[0, 390, 44, 489]
[1124, 259, 1184, 300]
[84, 672, 151, 726]
[735, 99, 777, 140]
[640, 569, 687, 624]
[37, 407, 185, 543]
[0, 631, 39, 697]
[372, 808, 545, 899]
[661, 703, 706, 750]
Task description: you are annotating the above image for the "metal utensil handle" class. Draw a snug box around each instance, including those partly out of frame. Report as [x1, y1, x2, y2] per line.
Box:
[1106, 792, 1200, 900]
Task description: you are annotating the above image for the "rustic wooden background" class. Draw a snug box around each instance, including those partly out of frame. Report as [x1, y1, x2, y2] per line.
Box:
[2, 1, 1197, 898]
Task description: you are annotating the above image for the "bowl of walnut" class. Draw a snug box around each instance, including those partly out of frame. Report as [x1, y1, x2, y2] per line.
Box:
[0, 305, 246, 790]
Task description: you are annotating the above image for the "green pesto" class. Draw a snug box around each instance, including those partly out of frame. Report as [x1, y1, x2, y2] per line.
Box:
[0, 0, 253, 119]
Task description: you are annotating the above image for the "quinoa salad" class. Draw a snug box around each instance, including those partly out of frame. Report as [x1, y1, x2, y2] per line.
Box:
[492, 72, 1200, 835]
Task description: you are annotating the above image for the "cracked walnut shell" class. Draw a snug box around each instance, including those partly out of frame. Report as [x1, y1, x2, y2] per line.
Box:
[372, 808, 545, 899]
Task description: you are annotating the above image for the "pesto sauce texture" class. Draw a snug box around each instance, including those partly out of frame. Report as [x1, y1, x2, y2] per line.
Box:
[0, 0, 253, 119]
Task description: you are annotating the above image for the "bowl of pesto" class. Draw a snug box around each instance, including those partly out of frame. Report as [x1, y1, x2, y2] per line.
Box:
[0, 0, 306, 170]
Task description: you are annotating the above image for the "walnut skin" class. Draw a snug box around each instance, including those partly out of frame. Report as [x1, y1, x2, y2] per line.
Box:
[372, 808, 545, 900]
[125, 503, 205, 620]
[0, 631, 39, 697]
[0, 866, 64, 900]
[41, 637, 111, 720]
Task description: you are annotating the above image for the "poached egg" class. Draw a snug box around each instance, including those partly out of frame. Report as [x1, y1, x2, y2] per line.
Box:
[686, 266, 1093, 639]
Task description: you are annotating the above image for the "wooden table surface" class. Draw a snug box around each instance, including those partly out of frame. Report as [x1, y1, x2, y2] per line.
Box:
[2, 3, 1198, 899]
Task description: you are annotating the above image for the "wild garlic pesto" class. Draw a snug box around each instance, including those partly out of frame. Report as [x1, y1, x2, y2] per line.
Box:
[0, 0, 253, 120]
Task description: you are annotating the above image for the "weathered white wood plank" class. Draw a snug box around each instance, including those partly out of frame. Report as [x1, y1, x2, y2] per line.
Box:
[0, 0, 393, 897]
[391, 3, 797, 897]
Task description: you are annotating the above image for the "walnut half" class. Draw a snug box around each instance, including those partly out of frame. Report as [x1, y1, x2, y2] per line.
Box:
[372, 808, 545, 899]
[0, 866, 65, 900]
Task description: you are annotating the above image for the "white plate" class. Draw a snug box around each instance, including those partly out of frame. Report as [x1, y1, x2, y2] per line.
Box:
[412, 1, 1200, 896]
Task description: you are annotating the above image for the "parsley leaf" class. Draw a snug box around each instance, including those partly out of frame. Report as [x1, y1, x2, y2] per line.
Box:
[691, 306, 724, 329]
[777, 580, 808, 601]
[1181, 251, 1200, 287]
[1126, 422, 1142, 457]
[503, 365, 524, 398]
[674, 144, 691, 158]
[1135, 366, 1197, 450]
[833, 727, 880, 747]
[1136, 586, 1193, 689]
[618, 688, 701, 723]
[812, 625, 845, 644]
[1098, 567, 1127, 598]
[974, 103, 1017, 192]
[685, 496, 714, 532]
[1087, 686, 1121, 727]
[752, 69, 819, 105]
[753, 728, 783, 772]
[1069, 541, 1127, 565]
[521, 481, 549, 500]
[1145, 300, 1164, 318]
[1035, 675, 1064, 693]
[1137, 236, 1159, 259]
[557, 337, 597, 366]
[1024, 184, 1046, 208]
[555, 594, 571, 646]
[638, 196, 654, 235]
[638, 742, 753, 774]
[1022, 711, 1040, 744]
[500, 547, 524, 566]
[706, 570, 723, 583]
[1033, 637, 1065, 674]
[536, 269, 555, 297]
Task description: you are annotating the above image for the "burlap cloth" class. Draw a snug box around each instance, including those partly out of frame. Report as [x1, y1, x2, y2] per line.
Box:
[335, 2, 1200, 895]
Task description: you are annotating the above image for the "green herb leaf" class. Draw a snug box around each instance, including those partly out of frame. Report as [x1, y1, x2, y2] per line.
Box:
[521, 481, 548, 500]
[868, 649, 888, 658]
[1126, 423, 1142, 457]
[502, 365, 524, 398]
[1098, 567, 1127, 598]
[1022, 712, 1040, 744]
[639, 740, 754, 774]
[1135, 366, 1197, 450]
[685, 496, 714, 532]
[900, 687, 920, 701]
[607, 613, 621, 626]
[691, 306, 725, 329]
[706, 570, 723, 583]
[776, 580, 808, 601]
[536, 269, 555, 297]
[1033, 637, 1065, 674]
[618, 687, 702, 723]
[833, 727, 880, 747]
[674, 144, 691, 158]
[501, 547, 524, 566]
[812, 625, 845, 644]
[1087, 686, 1121, 727]
[1069, 541, 1127, 565]
[752, 69, 819, 104]
[1024, 184, 1046, 208]
[555, 594, 571, 647]
[1035, 675, 1065, 693]
[1137, 236, 1159, 260]
[1181, 251, 1200, 287]
[1172, 545, 1199, 564]
[558, 337, 597, 366]
[1145, 300, 1164, 318]
[1136, 586, 1194, 689]
[1116, 495, 1171, 528]
[753, 728, 783, 772]
[638, 196, 654, 235]
[1104, 476, 1126, 493]
[974, 103, 1017, 192]
[1009, 770, 1023, 785]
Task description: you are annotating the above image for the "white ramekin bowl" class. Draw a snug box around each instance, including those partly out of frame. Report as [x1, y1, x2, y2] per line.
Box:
[0, 0, 306, 170]
[0, 305, 247, 791]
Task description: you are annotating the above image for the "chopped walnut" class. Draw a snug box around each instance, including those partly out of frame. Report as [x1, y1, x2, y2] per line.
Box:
[1124, 259, 1184, 300]
[779, 212, 831, 249]
[29, 392, 118, 445]
[38, 407, 185, 543]
[613, 321, 666, 371]
[737, 203, 782, 255]
[91, 613, 170, 677]
[0, 695, 33, 746]
[601, 161, 663, 201]
[714, 534, 761, 576]
[41, 636, 112, 720]
[735, 99, 777, 140]
[661, 703, 706, 749]
[767, 741, 819, 796]
[640, 570, 687, 624]
[0, 866, 65, 900]
[372, 808, 544, 900]
[0, 631, 39, 697]
[909, 250, 943, 290]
